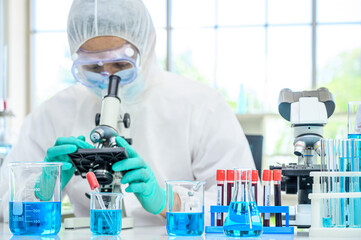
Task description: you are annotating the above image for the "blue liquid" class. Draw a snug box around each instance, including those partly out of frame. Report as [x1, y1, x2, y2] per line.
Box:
[223, 201, 263, 237]
[90, 209, 122, 235]
[323, 217, 334, 228]
[348, 134, 361, 139]
[348, 134, 361, 227]
[166, 212, 204, 236]
[9, 202, 61, 235]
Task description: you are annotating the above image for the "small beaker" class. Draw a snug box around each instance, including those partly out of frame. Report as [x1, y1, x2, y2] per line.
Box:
[166, 180, 205, 236]
[223, 168, 262, 237]
[90, 192, 123, 235]
[8, 162, 62, 235]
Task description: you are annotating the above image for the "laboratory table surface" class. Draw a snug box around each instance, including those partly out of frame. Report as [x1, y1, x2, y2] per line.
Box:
[0, 223, 352, 240]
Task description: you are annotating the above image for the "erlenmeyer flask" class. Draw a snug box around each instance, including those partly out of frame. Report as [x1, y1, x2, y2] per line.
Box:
[223, 168, 263, 237]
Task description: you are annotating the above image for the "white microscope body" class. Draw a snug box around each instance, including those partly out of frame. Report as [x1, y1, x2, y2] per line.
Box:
[278, 88, 335, 227]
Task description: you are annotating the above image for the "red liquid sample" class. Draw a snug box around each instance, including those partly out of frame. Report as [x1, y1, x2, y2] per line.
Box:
[252, 183, 258, 205]
[227, 182, 234, 206]
[274, 183, 282, 226]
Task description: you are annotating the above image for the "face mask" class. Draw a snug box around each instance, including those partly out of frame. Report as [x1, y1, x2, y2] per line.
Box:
[120, 72, 145, 102]
[87, 69, 144, 100]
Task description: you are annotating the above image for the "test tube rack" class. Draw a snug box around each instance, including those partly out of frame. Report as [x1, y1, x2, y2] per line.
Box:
[205, 205, 294, 234]
[309, 171, 361, 238]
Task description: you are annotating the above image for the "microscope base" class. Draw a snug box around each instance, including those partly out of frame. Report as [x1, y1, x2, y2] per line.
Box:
[295, 204, 311, 228]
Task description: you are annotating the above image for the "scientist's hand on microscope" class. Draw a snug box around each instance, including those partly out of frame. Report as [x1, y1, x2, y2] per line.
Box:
[112, 136, 179, 217]
[44, 136, 94, 189]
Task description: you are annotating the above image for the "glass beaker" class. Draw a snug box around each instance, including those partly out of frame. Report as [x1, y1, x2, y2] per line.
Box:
[90, 192, 123, 235]
[8, 162, 62, 235]
[223, 168, 262, 238]
[166, 180, 205, 236]
[348, 101, 361, 139]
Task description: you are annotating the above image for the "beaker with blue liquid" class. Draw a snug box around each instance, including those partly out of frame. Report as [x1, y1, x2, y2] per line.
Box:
[8, 162, 62, 235]
[90, 192, 123, 235]
[223, 168, 263, 237]
[166, 180, 205, 236]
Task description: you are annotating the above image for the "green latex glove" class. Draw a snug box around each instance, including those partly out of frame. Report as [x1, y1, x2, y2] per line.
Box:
[44, 136, 94, 190]
[112, 136, 166, 215]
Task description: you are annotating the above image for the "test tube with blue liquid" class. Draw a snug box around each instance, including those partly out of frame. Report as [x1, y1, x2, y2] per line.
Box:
[223, 168, 262, 237]
[348, 102, 361, 227]
[166, 180, 205, 236]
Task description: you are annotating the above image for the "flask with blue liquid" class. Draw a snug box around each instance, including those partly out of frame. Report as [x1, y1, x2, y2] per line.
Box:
[223, 168, 263, 237]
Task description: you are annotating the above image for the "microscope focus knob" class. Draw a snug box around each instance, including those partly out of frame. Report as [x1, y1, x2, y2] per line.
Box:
[123, 113, 131, 128]
[95, 113, 101, 126]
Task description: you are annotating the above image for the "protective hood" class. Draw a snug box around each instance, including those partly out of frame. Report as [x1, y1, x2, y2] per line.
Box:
[67, 0, 161, 103]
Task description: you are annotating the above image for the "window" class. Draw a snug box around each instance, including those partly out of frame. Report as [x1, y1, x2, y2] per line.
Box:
[0, 0, 6, 110]
[31, 1, 361, 167]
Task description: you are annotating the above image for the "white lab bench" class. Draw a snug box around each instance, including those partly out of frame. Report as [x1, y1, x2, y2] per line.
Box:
[0, 223, 315, 240]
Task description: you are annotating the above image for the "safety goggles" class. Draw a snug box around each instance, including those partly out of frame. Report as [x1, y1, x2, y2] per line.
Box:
[71, 43, 140, 88]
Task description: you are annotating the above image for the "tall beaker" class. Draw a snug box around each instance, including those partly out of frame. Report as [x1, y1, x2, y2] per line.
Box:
[223, 168, 262, 237]
[166, 180, 205, 236]
[8, 162, 62, 235]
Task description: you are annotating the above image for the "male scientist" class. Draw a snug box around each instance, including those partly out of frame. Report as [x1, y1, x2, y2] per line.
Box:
[0, 0, 255, 225]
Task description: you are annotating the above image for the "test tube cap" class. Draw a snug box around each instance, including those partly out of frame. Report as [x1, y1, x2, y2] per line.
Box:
[216, 169, 225, 181]
[86, 172, 100, 190]
[252, 170, 259, 182]
[226, 170, 235, 181]
[240, 170, 251, 180]
[262, 169, 272, 181]
[272, 169, 282, 181]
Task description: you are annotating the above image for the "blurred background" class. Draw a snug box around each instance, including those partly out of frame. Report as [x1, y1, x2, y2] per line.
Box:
[0, 0, 360, 172]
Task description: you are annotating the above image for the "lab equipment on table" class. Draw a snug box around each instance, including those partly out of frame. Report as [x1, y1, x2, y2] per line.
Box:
[87, 171, 123, 235]
[273, 170, 282, 227]
[348, 101, 361, 139]
[262, 169, 271, 227]
[216, 170, 225, 226]
[309, 138, 361, 238]
[166, 180, 205, 236]
[8, 162, 62, 235]
[251, 170, 258, 205]
[226, 170, 234, 206]
[277, 87, 335, 227]
[223, 169, 262, 238]
[90, 192, 123, 235]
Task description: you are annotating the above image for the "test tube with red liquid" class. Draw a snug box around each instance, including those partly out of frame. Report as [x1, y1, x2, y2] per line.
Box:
[226, 170, 235, 206]
[252, 170, 259, 205]
[273, 169, 282, 226]
[216, 169, 225, 226]
[262, 169, 271, 226]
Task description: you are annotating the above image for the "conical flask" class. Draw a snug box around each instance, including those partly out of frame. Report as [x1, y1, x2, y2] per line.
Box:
[223, 168, 263, 237]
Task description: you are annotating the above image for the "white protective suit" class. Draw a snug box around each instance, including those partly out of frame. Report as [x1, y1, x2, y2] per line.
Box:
[0, 0, 255, 225]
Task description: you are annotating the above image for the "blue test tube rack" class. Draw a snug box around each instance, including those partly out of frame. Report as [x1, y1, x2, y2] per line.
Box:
[205, 205, 294, 234]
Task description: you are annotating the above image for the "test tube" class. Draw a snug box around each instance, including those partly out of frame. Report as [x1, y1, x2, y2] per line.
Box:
[252, 170, 259, 205]
[226, 170, 235, 206]
[262, 169, 271, 227]
[216, 169, 225, 226]
[273, 170, 282, 227]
